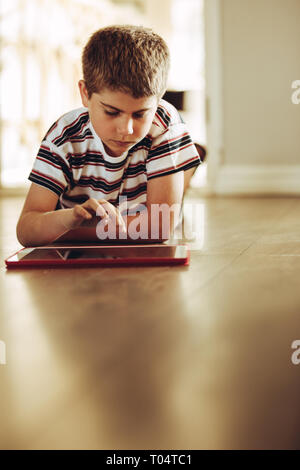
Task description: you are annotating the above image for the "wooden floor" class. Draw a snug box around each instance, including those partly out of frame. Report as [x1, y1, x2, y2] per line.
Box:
[1, 193, 300, 450]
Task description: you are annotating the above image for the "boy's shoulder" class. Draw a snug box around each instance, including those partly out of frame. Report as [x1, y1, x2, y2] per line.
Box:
[43, 107, 91, 145]
[151, 99, 184, 136]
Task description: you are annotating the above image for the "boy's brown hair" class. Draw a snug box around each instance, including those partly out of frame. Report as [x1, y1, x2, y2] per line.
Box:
[82, 25, 170, 99]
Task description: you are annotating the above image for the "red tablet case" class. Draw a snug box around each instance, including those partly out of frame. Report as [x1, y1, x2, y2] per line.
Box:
[5, 244, 190, 268]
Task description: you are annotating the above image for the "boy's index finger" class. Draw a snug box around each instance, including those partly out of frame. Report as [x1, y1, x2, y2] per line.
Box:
[83, 198, 106, 219]
[99, 200, 119, 220]
[95, 203, 109, 219]
[72, 205, 94, 225]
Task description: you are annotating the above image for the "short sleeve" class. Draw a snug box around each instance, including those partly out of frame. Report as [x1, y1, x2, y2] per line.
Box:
[28, 141, 73, 196]
[146, 122, 201, 180]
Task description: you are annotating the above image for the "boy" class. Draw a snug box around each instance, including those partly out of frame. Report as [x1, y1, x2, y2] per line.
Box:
[17, 25, 201, 247]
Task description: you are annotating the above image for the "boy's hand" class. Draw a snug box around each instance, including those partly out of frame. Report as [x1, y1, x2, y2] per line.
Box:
[68, 198, 127, 233]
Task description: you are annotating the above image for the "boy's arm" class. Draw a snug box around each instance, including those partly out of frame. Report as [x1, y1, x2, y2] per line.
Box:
[17, 183, 69, 246]
[124, 170, 184, 241]
[56, 171, 184, 244]
[16, 183, 126, 247]
[17, 172, 183, 246]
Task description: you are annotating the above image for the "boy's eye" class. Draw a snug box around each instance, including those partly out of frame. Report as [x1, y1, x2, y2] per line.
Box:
[104, 110, 119, 116]
[104, 109, 145, 119]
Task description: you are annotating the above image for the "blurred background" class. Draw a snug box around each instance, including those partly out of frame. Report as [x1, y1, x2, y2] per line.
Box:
[0, 0, 206, 190]
[0, 0, 300, 195]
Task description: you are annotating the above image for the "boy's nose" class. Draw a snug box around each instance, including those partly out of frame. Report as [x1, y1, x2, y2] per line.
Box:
[117, 117, 134, 136]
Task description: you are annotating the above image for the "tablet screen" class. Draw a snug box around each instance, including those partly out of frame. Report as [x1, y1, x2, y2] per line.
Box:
[9, 245, 188, 262]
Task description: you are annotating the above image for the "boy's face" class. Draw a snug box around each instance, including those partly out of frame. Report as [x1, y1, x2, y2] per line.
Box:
[79, 81, 159, 157]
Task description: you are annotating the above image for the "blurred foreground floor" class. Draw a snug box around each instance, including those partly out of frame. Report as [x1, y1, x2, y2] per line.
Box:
[1, 194, 300, 450]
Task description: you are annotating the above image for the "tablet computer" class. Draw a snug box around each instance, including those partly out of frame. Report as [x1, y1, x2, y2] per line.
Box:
[5, 244, 189, 268]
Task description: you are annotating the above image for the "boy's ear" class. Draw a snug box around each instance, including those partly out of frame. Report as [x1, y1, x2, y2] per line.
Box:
[78, 80, 89, 107]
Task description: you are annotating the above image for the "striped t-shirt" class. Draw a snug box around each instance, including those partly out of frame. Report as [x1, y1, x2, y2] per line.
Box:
[29, 99, 201, 213]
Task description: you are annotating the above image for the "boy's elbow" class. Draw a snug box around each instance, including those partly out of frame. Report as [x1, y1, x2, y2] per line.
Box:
[16, 215, 36, 247]
[17, 237, 31, 248]
[16, 221, 28, 247]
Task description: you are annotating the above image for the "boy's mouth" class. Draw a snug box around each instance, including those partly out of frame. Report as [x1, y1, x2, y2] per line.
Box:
[112, 140, 135, 147]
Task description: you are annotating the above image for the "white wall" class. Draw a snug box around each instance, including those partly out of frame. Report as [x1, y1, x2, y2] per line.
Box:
[206, 0, 300, 194]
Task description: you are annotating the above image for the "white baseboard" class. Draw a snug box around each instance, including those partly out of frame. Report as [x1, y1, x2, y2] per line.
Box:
[214, 165, 300, 195]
